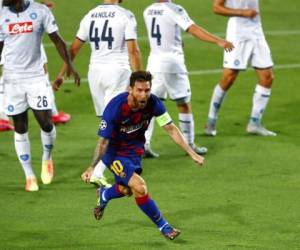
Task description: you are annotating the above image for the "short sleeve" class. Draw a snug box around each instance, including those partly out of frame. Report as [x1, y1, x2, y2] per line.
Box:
[168, 5, 194, 31]
[124, 11, 137, 41]
[98, 102, 118, 139]
[43, 6, 58, 34]
[76, 14, 90, 42]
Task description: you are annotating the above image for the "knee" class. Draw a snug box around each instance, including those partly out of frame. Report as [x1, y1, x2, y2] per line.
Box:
[263, 73, 274, 86]
[41, 122, 54, 133]
[220, 71, 238, 90]
[132, 183, 148, 197]
[14, 124, 28, 134]
[177, 103, 191, 113]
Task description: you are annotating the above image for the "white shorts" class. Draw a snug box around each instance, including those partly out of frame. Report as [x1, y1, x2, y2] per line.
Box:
[223, 38, 274, 70]
[151, 72, 191, 102]
[88, 65, 131, 116]
[4, 75, 52, 116]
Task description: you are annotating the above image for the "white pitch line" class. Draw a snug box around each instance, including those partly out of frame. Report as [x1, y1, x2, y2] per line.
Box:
[43, 29, 300, 48]
[60, 63, 300, 83]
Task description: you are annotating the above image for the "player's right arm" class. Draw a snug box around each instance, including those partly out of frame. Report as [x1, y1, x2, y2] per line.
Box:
[213, 0, 258, 18]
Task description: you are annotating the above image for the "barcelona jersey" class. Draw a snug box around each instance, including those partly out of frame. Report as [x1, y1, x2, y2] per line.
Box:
[98, 92, 170, 157]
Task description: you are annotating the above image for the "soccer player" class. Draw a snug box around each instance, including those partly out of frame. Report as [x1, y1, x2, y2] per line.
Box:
[54, 0, 142, 186]
[205, 0, 276, 136]
[143, 0, 234, 158]
[0, 0, 80, 191]
[0, 0, 71, 130]
[92, 71, 204, 240]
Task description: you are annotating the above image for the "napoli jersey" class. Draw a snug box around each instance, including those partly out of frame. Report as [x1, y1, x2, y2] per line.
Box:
[0, 2, 58, 80]
[144, 2, 194, 73]
[76, 4, 137, 69]
[99, 92, 171, 157]
[225, 0, 264, 41]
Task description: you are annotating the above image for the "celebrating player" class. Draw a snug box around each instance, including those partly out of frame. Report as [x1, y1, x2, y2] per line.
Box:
[92, 71, 204, 240]
[205, 0, 276, 136]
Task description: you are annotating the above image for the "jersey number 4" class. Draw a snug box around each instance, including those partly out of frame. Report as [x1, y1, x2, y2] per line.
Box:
[89, 20, 114, 50]
[151, 18, 162, 46]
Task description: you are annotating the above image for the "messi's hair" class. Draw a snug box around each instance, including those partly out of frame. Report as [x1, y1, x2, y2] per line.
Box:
[130, 71, 152, 87]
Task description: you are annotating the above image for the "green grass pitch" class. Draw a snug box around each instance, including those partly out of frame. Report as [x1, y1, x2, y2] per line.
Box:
[0, 0, 300, 249]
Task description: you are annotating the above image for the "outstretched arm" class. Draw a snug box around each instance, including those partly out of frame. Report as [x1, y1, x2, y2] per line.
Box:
[213, 0, 258, 18]
[163, 122, 204, 166]
[187, 24, 234, 52]
[127, 39, 143, 71]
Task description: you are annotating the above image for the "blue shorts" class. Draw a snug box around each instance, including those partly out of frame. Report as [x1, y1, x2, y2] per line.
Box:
[102, 154, 142, 186]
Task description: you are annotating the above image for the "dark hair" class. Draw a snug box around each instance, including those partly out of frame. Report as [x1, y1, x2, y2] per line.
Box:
[130, 71, 152, 87]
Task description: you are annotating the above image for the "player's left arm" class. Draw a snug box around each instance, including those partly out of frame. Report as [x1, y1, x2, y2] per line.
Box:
[48, 32, 80, 87]
[162, 122, 204, 166]
[53, 38, 85, 90]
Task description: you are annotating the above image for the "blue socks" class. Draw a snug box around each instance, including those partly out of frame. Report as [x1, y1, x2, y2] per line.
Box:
[135, 194, 168, 230]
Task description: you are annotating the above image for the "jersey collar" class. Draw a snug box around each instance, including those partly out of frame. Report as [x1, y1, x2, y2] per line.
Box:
[9, 1, 30, 14]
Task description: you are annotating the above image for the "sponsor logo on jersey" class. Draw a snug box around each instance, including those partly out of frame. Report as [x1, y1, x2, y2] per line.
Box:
[8, 22, 33, 35]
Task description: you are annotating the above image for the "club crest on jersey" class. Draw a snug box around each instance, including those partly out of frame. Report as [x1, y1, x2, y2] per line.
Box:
[9, 22, 33, 35]
[30, 13, 38, 20]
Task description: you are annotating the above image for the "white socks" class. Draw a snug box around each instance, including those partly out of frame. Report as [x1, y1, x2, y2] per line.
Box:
[250, 84, 271, 124]
[178, 113, 194, 144]
[41, 126, 56, 161]
[208, 84, 226, 121]
[92, 160, 107, 179]
[145, 117, 155, 147]
[14, 132, 35, 178]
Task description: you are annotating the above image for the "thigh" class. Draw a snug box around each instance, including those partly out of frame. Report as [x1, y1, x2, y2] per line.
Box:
[251, 39, 274, 69]
[223, 40, 253, 70]
[103, 155, 142, 186]
[4, 79, 28, 116]
[150, 72, 167, 100]
[166, 73, 191, 101]
[27, 76, 53, 112]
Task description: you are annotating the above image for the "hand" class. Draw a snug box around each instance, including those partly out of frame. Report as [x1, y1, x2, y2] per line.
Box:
[218, 40, 234, 52]
[242, 9, 258, 18]
[66, 65, 81, 87]
[81, 166, 94, 183]
[52, 76, 64, 91]
[191, 154, 205, 166]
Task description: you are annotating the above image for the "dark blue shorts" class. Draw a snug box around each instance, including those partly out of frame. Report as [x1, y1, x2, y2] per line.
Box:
[102, 154, 142, 186]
